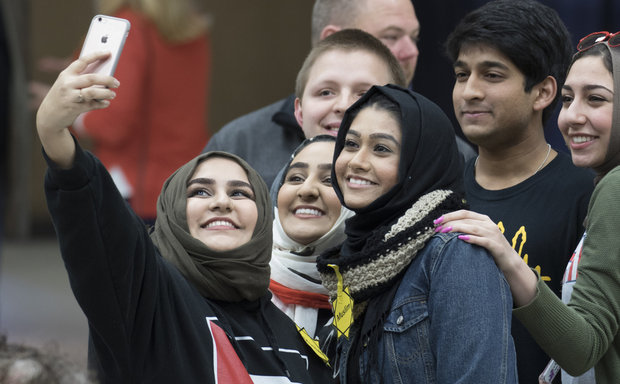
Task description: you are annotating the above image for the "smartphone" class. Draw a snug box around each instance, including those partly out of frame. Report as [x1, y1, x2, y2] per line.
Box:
[79, 15, 130, 76]
[539, 360, 560, 384]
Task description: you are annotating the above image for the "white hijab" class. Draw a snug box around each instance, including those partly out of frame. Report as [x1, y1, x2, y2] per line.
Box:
[270, 206, 353, 336]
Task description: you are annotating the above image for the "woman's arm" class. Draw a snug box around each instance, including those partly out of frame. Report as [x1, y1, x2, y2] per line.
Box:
[36, 51, 119, 168]
[435, 210, 538, 306]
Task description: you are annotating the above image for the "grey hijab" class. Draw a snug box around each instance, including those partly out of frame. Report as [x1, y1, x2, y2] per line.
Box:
[150, 151, 273, 302]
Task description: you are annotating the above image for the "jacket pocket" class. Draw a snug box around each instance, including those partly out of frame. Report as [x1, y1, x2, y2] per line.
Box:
[381, 296, 435, 384]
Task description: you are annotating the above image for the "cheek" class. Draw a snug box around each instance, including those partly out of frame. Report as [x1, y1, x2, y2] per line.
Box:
[557, 110, 569, 135]
[320, 186, 342, 214]
[276, 186, 293, 211]
[334, 156, 348, 185]
[244, 204, 259, 234]
[382, 160, 400, 189]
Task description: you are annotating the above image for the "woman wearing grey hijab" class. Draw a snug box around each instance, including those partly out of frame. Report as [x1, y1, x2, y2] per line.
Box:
[36, 52, 332, 384]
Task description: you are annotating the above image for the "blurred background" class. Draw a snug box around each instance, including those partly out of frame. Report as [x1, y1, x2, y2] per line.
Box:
[1, 0, 618, 370]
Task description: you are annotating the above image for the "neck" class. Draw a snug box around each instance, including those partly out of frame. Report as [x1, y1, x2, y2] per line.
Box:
[474, 141, 556, 190]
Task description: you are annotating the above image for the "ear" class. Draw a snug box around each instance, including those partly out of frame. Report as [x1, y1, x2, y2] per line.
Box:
[320, 25, 342, 41]
[294, 97, 303, 127]
[532, 76, 557, 112]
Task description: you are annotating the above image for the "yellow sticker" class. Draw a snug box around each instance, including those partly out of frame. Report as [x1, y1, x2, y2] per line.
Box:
[329, 264, 354, 339]
[296, 325, 330, 367]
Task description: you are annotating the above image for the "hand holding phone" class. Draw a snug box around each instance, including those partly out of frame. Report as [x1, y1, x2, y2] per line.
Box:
[79, 15, 130, 76]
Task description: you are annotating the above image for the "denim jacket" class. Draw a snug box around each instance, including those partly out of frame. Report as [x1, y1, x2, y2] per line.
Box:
[334, 232, 518, 383]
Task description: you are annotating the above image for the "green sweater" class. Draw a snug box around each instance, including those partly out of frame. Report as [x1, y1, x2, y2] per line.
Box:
[514, 166, 620, 383]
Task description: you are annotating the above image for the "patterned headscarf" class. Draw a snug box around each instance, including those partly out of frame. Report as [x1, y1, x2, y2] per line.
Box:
[150, 151, 273, 302]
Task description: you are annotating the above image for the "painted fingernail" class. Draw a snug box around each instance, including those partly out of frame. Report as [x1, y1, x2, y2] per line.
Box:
[458, 235, 470, 241]
[434, 226, 443, 233]
[441, 226, 452, 233]
[433, 216, 444, 225]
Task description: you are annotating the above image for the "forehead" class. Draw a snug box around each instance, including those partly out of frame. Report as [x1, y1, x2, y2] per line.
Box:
[455, 43, 519, 71]
[353, 0, 419, 34]
[349, 107, 402, 139]
[192, 157, 249, 181]
[293, 141, 335, 163]
[566, 56, 614, 89]
[307, 50, 393, 87]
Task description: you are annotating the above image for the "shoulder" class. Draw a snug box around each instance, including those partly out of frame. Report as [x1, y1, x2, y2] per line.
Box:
[420, 232, 498, 274]
[590, 166, 620, 210]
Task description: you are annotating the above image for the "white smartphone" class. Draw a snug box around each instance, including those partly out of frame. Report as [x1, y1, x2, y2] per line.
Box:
[79, 14, 130, 76]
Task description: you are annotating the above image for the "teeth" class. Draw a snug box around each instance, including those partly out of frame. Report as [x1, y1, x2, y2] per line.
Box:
[349, 178, 372, 185]
[573, 136, 593, 144]
[206, 220, 235, 229]
[295, 208, 323, 216]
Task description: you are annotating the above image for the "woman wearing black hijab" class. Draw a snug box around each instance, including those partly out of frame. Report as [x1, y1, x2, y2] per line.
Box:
[316, 84, 518, 383]
[36, 52, 331, 383]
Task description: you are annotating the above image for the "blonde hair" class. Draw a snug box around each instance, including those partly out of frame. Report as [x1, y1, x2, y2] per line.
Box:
[96, 0, 211, 43]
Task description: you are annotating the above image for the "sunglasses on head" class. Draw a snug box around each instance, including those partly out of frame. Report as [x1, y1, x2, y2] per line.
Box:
[577, 31, 620, 51]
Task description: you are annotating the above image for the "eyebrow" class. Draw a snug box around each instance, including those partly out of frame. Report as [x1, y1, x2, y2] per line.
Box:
[347, 129, 401, 147]
[563, 84, 614, 94]
[453, 60, 510, 71]
[288, 162, 332, 171]
[187, 178, 253, 190]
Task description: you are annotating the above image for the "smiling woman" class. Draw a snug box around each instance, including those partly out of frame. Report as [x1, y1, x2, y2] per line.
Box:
[34, 52, 332, 383]
[270, 135, 353, 339]
[316, 84, 518, 383]
[185, 157, 258, 251]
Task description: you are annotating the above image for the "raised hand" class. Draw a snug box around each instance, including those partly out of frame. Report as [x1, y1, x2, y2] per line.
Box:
[36, 51, 119, 169]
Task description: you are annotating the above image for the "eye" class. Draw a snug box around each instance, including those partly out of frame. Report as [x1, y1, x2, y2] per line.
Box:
[561, 94, 574, 105]
[484, 72, 504, 82]
[454, 71, 469, 82]
[356, 89, 369, 98]
[230, 189, 254, 200]
[380, 34, 399, 44]
[322, 175, 332, 185]
[187, 187, 211, 198]
[588, 94, 608, 103]
[374, 144, 393, 153]
[344, 138, 359, 150]
[285, 173, 305, 184]
[318, 89, 334, 97]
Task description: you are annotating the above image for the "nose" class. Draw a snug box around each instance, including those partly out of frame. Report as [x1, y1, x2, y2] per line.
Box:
[394, 36, 418, 62]
[459, 76, 484, 101]
[297, 178, 319, 200]
[560, 99, 587, 129]
[347, 148, 370, 171]
[333, 90, 356, 114]
[209, 191, 233, 212]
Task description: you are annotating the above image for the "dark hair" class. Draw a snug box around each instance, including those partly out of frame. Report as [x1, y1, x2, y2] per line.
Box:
[570, 43, 612, 74]
[295, 29, 406, 99]
[445, 0, 573, 123]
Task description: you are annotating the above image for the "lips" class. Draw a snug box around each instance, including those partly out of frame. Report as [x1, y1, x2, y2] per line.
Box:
[571, 135, 595, 144]
[322, 122, 340, 136]
[202, 218, 237, 229]
[294, 207, 324, 217]
[347, 176, 374, 186]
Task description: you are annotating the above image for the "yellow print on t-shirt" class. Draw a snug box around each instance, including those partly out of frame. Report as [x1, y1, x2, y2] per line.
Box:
[498, 221, 551, 282]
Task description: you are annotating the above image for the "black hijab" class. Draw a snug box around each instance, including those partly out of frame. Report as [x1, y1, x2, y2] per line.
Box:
[332, 84, 464, 254]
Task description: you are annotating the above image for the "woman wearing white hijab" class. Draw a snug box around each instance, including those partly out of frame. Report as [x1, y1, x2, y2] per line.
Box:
[270, 135, 353, 338]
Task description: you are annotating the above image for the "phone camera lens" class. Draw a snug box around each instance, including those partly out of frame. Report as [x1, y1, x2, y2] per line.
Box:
[98, 17, 102, 22]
